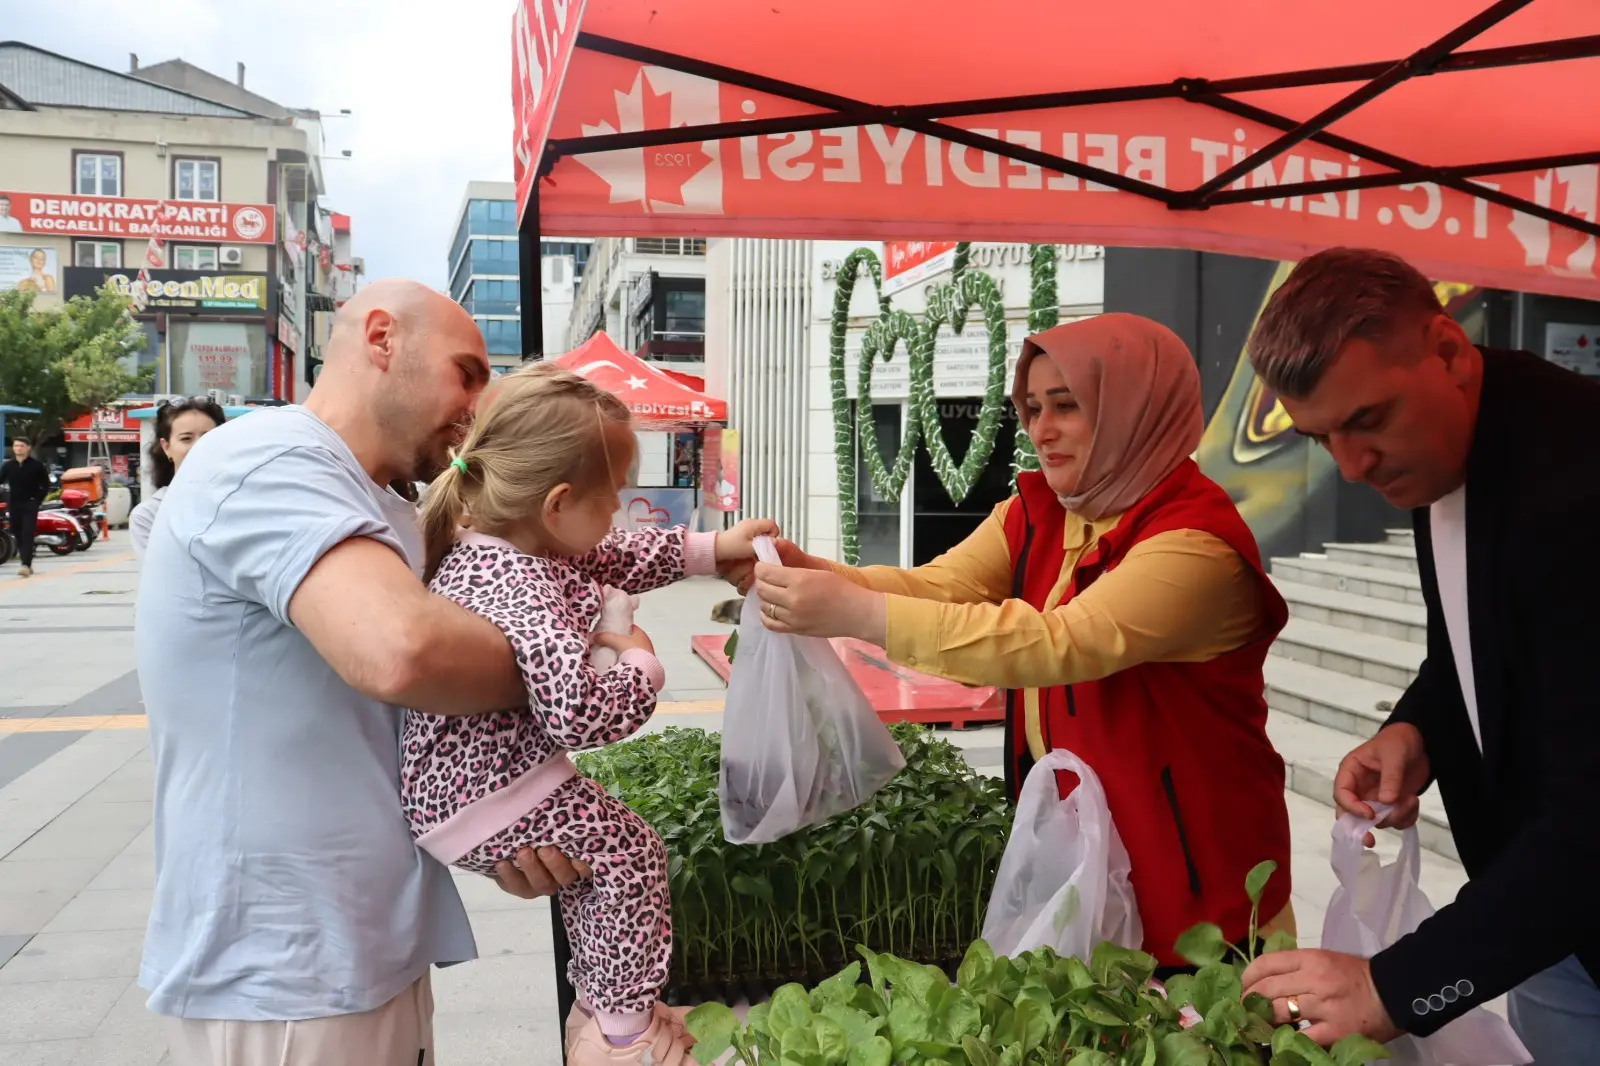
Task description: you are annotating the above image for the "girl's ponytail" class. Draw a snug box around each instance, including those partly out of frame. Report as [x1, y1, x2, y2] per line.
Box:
[420, 455, 471, 582]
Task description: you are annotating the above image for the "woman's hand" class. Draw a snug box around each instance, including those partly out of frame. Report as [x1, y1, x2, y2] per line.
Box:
[734, 538, 830, 594]
[752, 562, 888, 646]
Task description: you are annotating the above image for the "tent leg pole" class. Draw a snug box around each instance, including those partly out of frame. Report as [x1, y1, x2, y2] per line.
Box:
[519, 183, 544, 362]
[551, 895, 577, 1064]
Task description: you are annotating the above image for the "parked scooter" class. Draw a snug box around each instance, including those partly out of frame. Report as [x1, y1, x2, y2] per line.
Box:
[42, 488, 99, 546]
[0, 501, 86, 557]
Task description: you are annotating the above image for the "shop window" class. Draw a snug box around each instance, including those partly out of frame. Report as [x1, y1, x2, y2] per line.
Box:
[74, 240, 122, 268]
[75, 153, 122, 197]
[174, 158, 220, 201]
[172, 245, 220, 271]
[168, 320, 268, 396]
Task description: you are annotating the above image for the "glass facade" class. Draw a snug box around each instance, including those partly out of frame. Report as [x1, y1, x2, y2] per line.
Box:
[448, 192, 596, 361]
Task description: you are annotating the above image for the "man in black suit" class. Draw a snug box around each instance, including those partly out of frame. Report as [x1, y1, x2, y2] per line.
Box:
[1237, 247, 1600, 1060]
[1, 437, 50, 577]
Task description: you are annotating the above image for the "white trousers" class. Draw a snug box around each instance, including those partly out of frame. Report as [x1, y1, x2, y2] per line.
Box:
[162, 973, 435, 1066]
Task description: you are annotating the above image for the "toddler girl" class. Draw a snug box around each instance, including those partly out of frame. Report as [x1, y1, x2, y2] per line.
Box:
[400, 362, 772, 1065]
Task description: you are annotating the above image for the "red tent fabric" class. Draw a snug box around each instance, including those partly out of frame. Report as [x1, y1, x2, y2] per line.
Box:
[513, 0, 1600, 298]
[553, 332, 728, 424]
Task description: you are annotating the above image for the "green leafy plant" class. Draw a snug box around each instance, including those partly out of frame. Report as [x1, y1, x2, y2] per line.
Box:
[687, 865, 1390, 1066]
[575, 723, 1011, 995]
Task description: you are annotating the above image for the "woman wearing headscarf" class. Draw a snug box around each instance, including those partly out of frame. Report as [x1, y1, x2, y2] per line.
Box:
[752, 313, 1294, 971]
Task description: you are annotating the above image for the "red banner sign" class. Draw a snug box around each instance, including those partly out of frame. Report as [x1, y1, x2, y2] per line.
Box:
[0, 191, 275, 245]
[511, 0, 590, 223]
[883, 241, 959, 296]
[536, 53, 1600, 300]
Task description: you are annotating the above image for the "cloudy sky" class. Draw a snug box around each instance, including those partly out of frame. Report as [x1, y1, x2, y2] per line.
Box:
[7, 0, 518, 288]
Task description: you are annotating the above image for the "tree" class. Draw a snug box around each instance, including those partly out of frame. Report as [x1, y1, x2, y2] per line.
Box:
[0, 284, 152, 445]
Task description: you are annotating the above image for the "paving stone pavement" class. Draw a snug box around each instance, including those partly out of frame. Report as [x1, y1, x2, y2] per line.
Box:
[0, 550, 1482, 1064]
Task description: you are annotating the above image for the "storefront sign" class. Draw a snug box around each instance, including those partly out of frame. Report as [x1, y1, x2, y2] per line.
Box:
[881, 241, 958, 296]
[0, 245, 59, 293]
[619, 487, 695, 530]
[62, 406, 139, 443]
[64, 268, 269, 313]
[0, 191, 275, 244]
[701, 427, 740, 512]
[1546, 322, 1600, 377]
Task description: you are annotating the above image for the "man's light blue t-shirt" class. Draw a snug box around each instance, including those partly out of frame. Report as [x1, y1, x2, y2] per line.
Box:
[135, 405, 477, 1021]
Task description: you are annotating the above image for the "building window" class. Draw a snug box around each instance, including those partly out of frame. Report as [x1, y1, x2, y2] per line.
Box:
[171, 245, 219, 270]
[74, 240, 122, 267]
[477, 317, 522, 356]
[174, 158, 220, 201]
[663, 288, 706, 337]
[75, 153, 122, 197]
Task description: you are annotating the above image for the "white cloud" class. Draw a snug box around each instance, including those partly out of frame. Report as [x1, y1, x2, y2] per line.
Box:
[4, 0, 517, 288]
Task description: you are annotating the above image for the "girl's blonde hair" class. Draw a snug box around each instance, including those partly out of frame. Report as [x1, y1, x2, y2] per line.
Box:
[421, 361, 634, 579]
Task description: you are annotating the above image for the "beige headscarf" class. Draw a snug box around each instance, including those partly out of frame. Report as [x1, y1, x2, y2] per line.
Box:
[1011, 313, 1203, 521]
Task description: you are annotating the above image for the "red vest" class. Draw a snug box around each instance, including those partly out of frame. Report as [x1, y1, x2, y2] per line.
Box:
[1002, 460, 1291, 965]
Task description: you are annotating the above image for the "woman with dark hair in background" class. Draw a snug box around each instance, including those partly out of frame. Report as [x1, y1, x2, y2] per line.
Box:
[130, 397, 226, 558]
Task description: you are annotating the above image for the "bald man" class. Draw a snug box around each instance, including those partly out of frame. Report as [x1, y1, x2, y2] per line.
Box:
[136, 281, 585, 1065]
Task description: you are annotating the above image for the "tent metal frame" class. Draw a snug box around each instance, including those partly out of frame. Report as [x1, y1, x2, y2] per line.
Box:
[527, 3, 1596, 1051]
[521, 0, 1600, 360]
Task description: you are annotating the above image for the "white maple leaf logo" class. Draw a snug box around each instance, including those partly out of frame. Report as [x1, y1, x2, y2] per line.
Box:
[575, 67, 725, 215]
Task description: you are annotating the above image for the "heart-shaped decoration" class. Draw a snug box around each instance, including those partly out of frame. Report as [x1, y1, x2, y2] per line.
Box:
[626, 497, 672, 527]
[857, 309, 923, 503]
[827, 242, 1057, 564]
[913, 269, 1010, 502]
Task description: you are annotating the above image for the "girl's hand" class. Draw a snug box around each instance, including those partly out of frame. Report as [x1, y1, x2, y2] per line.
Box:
[592, 625, 655, 657]
[752, 563, 888, 646]
[714, 517, 781, 564]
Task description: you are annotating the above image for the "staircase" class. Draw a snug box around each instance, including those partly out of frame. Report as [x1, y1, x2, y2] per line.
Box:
[1264, 529, 1457, 859]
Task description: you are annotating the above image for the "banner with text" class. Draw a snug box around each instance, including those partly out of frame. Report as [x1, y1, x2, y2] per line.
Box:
[532, 53, 1600, 300]
[64, 268, 270, 314]
[0, 191, 275, 244]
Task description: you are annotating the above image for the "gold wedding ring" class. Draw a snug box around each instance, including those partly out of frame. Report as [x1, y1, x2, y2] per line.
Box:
[1286, 997, 1302, 1024]
[766, 602, 779, 620]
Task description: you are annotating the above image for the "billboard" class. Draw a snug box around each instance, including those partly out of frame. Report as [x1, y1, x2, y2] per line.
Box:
[0, 191, 275, 244]
[64, 268, 270, 314]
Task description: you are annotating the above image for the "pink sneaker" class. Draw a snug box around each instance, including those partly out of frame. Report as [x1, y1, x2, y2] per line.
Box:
[569, 1006, 697, 1066]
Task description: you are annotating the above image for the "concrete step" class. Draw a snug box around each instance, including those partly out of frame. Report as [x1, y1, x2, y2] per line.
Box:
[1272, 579, 1427, 644]
[1322, 541, 1419, 575]
[1268, 556, 1424, 607]
[1267, 710, 1456, 862]
[1271, 617, 1423, 689]
[1385, 527, 1415, 548]
[1264, 657, 1400, 739]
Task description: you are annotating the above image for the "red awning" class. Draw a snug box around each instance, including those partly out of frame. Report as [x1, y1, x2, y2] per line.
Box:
[512, 0, 1600, 298]
[553, 332, 728, 425]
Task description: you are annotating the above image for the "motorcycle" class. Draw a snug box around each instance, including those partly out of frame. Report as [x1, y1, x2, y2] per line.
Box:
[42, 488, 99, 547]
[0, 500, 86, 557]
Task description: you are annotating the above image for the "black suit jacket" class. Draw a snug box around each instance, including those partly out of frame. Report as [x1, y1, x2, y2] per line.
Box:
[0, 456, 49, 506]
[1368, 347, 1600, 1036]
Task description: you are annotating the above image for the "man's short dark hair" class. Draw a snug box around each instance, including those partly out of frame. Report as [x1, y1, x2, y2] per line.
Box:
[1249, 248, 1443, 399]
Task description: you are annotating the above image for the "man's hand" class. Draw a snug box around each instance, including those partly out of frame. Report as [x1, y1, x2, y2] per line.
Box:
[592, 625, 654, 657]
[491, 846, 593, 899]
[752, 562, 887, 646]
[1242, 949, 1401, 1048]
[1334, 722, 1429, 846]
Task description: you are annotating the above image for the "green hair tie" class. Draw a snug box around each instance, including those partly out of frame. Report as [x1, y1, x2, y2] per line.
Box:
[450, 457, 468, 475]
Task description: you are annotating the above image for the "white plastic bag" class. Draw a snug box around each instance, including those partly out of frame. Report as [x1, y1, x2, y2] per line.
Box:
[981, 750, 1143, 960]
[718, 537, 905, 844]
[1321, 804, 1531, 1065]
[588, 585, 639, 672]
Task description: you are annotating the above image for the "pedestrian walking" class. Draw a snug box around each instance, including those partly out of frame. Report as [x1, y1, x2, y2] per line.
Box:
[1, 437, 50, 577]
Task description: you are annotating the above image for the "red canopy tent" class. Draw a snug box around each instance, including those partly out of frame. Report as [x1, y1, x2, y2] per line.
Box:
[514, 2, 1599, 1044]
[552, 331, 728, 424]
[512, 0, 1600, 353]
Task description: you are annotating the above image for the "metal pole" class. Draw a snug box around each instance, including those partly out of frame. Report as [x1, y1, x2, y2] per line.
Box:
[518, 178, 545, 362]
